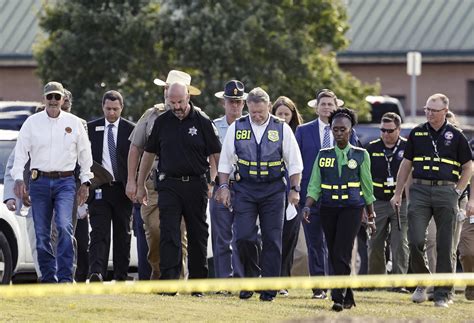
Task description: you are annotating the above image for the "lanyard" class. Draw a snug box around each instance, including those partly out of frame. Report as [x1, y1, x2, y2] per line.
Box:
[383, 138, 401, 177]
[425, 123, 447, 159]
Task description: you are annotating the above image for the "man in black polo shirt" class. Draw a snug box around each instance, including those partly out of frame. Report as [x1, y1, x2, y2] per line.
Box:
[136, 82, 221, 294]
[367, 112, 409, 292]
[391, 93, 472, 308]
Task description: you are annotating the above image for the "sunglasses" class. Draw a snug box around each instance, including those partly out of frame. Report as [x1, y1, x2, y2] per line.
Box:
[46, 93, 62, 101]
[380, 128, 397, 133]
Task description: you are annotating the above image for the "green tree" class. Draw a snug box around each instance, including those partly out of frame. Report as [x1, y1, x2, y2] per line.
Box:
[34, 0, 378, 122]
[157, 0, 378, 121]
[34, 0, 164, 120]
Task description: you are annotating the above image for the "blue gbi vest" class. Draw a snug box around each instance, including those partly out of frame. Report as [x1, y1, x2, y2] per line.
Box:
[318, 146, 366, 207]
[234, 115, 284, 182]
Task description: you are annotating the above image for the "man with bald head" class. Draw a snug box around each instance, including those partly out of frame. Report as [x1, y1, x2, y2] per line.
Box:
[136, 82, 221, 293]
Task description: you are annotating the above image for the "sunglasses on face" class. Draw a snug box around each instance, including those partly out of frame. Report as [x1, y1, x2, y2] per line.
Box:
[46, 93, 62, 101]
[380, 128, 397, 133]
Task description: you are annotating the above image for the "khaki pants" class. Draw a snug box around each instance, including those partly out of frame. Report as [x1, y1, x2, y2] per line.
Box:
[141, 177, 188, 280]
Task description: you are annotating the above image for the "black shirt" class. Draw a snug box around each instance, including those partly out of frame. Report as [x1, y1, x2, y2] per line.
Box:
[404, 120, 471, 180]
[145, 103, 221, 176]
[367, 137, 407, 200]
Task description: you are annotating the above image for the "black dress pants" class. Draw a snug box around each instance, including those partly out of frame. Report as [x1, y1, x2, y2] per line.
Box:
[157, 178, 209, 280]
[320, 205, 363, 305]
[89, 183, 132, 280]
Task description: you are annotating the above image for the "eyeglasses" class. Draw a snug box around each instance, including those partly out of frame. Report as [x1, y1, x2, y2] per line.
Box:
[424, 107, 446, 113]
[380, 128, 397, 133]
[46, 93, 62, 101]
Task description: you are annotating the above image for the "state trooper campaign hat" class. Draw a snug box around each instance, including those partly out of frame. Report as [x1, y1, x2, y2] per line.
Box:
[153, 70, 201, 95]
[214, 80, 248, 100]
[44, 81, 65, 96]
[307, 88, 344, 108]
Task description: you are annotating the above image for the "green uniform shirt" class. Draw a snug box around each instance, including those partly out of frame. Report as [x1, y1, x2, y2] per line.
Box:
[307, 143, 376, 205]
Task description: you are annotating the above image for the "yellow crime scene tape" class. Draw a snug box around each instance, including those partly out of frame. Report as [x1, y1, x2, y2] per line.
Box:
[0, 273, 473, 298]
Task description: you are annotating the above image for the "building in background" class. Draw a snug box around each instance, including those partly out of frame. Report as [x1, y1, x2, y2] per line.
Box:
[2, 0, 474, 116]
[338, 0, 474, 116]
[0, 0, 43, 101]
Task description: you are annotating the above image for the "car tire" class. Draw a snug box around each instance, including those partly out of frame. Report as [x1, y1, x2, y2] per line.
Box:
[0, 231, 13, 284]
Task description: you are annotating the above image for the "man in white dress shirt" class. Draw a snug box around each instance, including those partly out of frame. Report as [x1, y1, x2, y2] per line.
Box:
[12, 81, 93, 283]
[215, 87, 303, 302]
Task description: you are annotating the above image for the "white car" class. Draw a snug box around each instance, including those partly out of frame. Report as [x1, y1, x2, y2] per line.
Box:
[0, 129, 137, 283]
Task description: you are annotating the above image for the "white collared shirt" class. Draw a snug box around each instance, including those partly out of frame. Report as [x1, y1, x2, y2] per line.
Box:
[12, 110, 93, 184]
[218, 115, 303, 176]
[102, 119, 120, 180]
[318, 118, 334, 148]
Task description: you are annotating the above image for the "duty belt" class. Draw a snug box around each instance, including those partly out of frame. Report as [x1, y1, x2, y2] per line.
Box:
[36, 170, 75, 179]
[413, 179, 456, 186]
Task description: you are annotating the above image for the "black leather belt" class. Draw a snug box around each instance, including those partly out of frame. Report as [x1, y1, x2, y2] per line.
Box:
[413, 179, 456, 186]
[166, 174, 206, 182]
[38, 170, 75, 179]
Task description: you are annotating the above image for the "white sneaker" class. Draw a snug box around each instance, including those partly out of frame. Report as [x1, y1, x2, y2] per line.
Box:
[434, 299, 449, 308]
[412, 287, 427, 303]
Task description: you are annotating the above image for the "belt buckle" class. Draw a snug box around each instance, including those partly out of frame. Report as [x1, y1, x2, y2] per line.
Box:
[431, 180, 439, 186]
[181, 176, 190, 182]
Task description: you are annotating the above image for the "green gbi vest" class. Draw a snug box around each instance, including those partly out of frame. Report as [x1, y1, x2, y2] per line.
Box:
[318, 146, 366, 207]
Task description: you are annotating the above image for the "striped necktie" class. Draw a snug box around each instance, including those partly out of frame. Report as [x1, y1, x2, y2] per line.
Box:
[107, 124, 119, 180]
[322, 125, 331, 148]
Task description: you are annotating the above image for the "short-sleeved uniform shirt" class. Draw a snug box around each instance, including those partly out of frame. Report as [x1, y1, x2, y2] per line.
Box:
[145, 103, 221, 177]
[404, 120, 471, 181]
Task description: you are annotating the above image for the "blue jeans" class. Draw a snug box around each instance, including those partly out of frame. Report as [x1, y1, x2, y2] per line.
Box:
[30, 176, 76, 283]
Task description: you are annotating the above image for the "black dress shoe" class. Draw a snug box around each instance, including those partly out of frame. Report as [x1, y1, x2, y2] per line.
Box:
[160, 292, 178, 296]
[331, 302, 343, 312]
[89, 273, 103, 282]
[259, 293, 274, 302]
[343, 302, 356, 309]
[239, 291, 254, 299]
[191, 292, 204, 297]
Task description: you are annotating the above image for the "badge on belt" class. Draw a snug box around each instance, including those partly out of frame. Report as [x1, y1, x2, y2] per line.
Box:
[31, 169, 39, 181]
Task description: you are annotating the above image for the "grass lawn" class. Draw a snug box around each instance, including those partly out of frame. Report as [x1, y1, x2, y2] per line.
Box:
[0, 289, 472, 322]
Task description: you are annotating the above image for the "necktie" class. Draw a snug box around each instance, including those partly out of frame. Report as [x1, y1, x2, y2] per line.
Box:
[107, 124, 119, 179]
[322, 125, 331, 148]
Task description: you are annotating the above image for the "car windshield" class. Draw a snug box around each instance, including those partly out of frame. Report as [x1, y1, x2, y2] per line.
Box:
[0, 140, 16, 184]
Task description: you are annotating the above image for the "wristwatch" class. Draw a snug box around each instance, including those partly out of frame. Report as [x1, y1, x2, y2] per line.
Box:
[290, 185, 301, 192]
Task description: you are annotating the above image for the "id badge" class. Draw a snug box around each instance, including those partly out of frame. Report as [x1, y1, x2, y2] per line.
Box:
[31, 169, 38, 181]
[386, 177, 395, 187]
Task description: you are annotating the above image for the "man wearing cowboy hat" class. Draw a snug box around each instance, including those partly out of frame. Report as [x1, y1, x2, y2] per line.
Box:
[295, 89, 360, 299]
[209, 80, 247, 282]
[136, 82, 221, 296]
[126, 70, 200, 280]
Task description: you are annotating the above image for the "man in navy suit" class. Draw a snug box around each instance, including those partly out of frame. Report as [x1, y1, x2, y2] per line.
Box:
[87, 90, 135, 281]
[295, 89, 359, 299]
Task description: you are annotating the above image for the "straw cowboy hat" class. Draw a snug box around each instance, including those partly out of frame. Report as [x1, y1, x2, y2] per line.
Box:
[153, 70, 201, 95]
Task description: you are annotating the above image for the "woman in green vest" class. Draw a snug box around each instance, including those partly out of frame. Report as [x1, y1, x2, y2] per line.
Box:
[302, 108, 376, 312]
